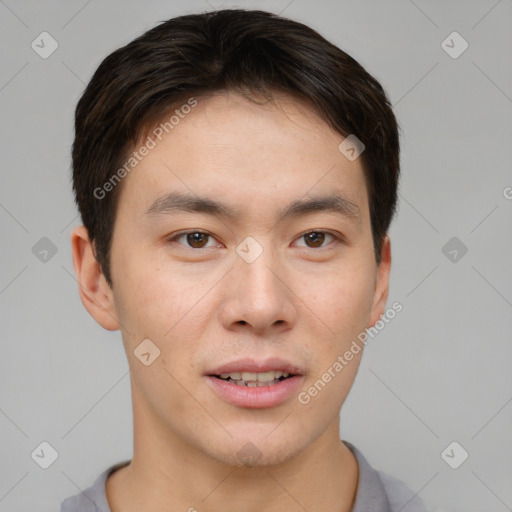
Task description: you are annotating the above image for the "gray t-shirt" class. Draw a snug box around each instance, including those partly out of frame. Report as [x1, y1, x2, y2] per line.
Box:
[60, 441, 427, 511]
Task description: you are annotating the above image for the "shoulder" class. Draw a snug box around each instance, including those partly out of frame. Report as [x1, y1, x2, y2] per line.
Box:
[60, 461, 130, 512]
[378, 470, 428, 512]
[344, 440, 428, 512]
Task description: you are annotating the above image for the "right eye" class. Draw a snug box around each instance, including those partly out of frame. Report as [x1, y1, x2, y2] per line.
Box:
[167, 231, 222, 249]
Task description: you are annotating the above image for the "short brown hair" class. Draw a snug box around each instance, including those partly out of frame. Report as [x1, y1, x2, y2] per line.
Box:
[72, 8, 400, 286]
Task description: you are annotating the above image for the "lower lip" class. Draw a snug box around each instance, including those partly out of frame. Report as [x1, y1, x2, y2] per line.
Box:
[205, 375, 304, 409]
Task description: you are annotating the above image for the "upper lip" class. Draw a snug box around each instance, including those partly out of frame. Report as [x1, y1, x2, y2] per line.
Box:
[206, 357, 305, 376]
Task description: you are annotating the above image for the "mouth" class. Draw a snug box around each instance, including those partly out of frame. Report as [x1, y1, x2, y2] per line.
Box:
[210, 370, 296, 387]
[205, 358, 305, 409]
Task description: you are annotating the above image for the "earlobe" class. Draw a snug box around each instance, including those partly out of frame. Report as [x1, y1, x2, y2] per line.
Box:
[368, 236, 391, 328]
[70, 225, 120, 331]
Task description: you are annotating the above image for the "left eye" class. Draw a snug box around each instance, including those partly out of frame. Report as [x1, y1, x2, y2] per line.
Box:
[294, 231, 337, 249]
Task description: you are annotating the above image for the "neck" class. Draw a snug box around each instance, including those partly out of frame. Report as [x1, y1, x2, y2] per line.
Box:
[106, 386, 358, 512]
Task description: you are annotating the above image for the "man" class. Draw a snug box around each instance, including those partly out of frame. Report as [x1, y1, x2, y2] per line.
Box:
[62, 8, 427, 511]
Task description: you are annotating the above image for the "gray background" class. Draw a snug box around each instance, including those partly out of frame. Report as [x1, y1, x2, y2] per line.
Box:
[1, 0, 511, 511]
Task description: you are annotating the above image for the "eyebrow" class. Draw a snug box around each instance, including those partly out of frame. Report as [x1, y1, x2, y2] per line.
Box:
[144, 191, 360, 222]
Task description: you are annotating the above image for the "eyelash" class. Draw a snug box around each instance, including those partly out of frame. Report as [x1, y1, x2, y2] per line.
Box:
[166, 230, 345, 250]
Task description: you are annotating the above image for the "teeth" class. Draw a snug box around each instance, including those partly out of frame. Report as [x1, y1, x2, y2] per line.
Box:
[218, 370, 291, 384]
[233, 379, 281, 387]
[256, 371, 278, 382]
[242, 371, 258, 381]
[220, 372, 241, 380]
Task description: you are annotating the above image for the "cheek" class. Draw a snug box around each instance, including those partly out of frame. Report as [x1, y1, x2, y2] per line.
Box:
[113, 267, 202, 409]
[112, 245, 180, 328]
[112, 256, 214, 368]
[296, 349, 362, 429]
[296, 259, 376, 339]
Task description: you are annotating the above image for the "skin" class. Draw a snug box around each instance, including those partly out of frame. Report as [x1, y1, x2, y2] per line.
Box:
[71, 90, 391, 512]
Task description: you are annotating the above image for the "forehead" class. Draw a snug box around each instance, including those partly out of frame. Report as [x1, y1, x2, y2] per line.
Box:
[117, 91, 369, 221]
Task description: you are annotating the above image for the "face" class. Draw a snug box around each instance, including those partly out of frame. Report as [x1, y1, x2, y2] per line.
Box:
[74, 91, 390, 467]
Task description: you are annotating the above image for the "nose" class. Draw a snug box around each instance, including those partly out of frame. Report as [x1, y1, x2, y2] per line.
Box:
[219, 243, 298, 337]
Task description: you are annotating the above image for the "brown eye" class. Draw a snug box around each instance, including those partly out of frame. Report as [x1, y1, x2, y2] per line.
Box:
[169, 231, 218, 249]
[186, 232, 210, 248]
[294, 231, 341, 249]
[304, 232, 326, 248]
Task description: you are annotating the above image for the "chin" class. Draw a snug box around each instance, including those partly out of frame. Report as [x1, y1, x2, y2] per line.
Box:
[200, 431, 307, 469]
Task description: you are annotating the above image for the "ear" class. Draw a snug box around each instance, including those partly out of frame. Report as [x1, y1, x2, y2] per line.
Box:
[368, 235, 391, 328]
[70, 225, 120, 331]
